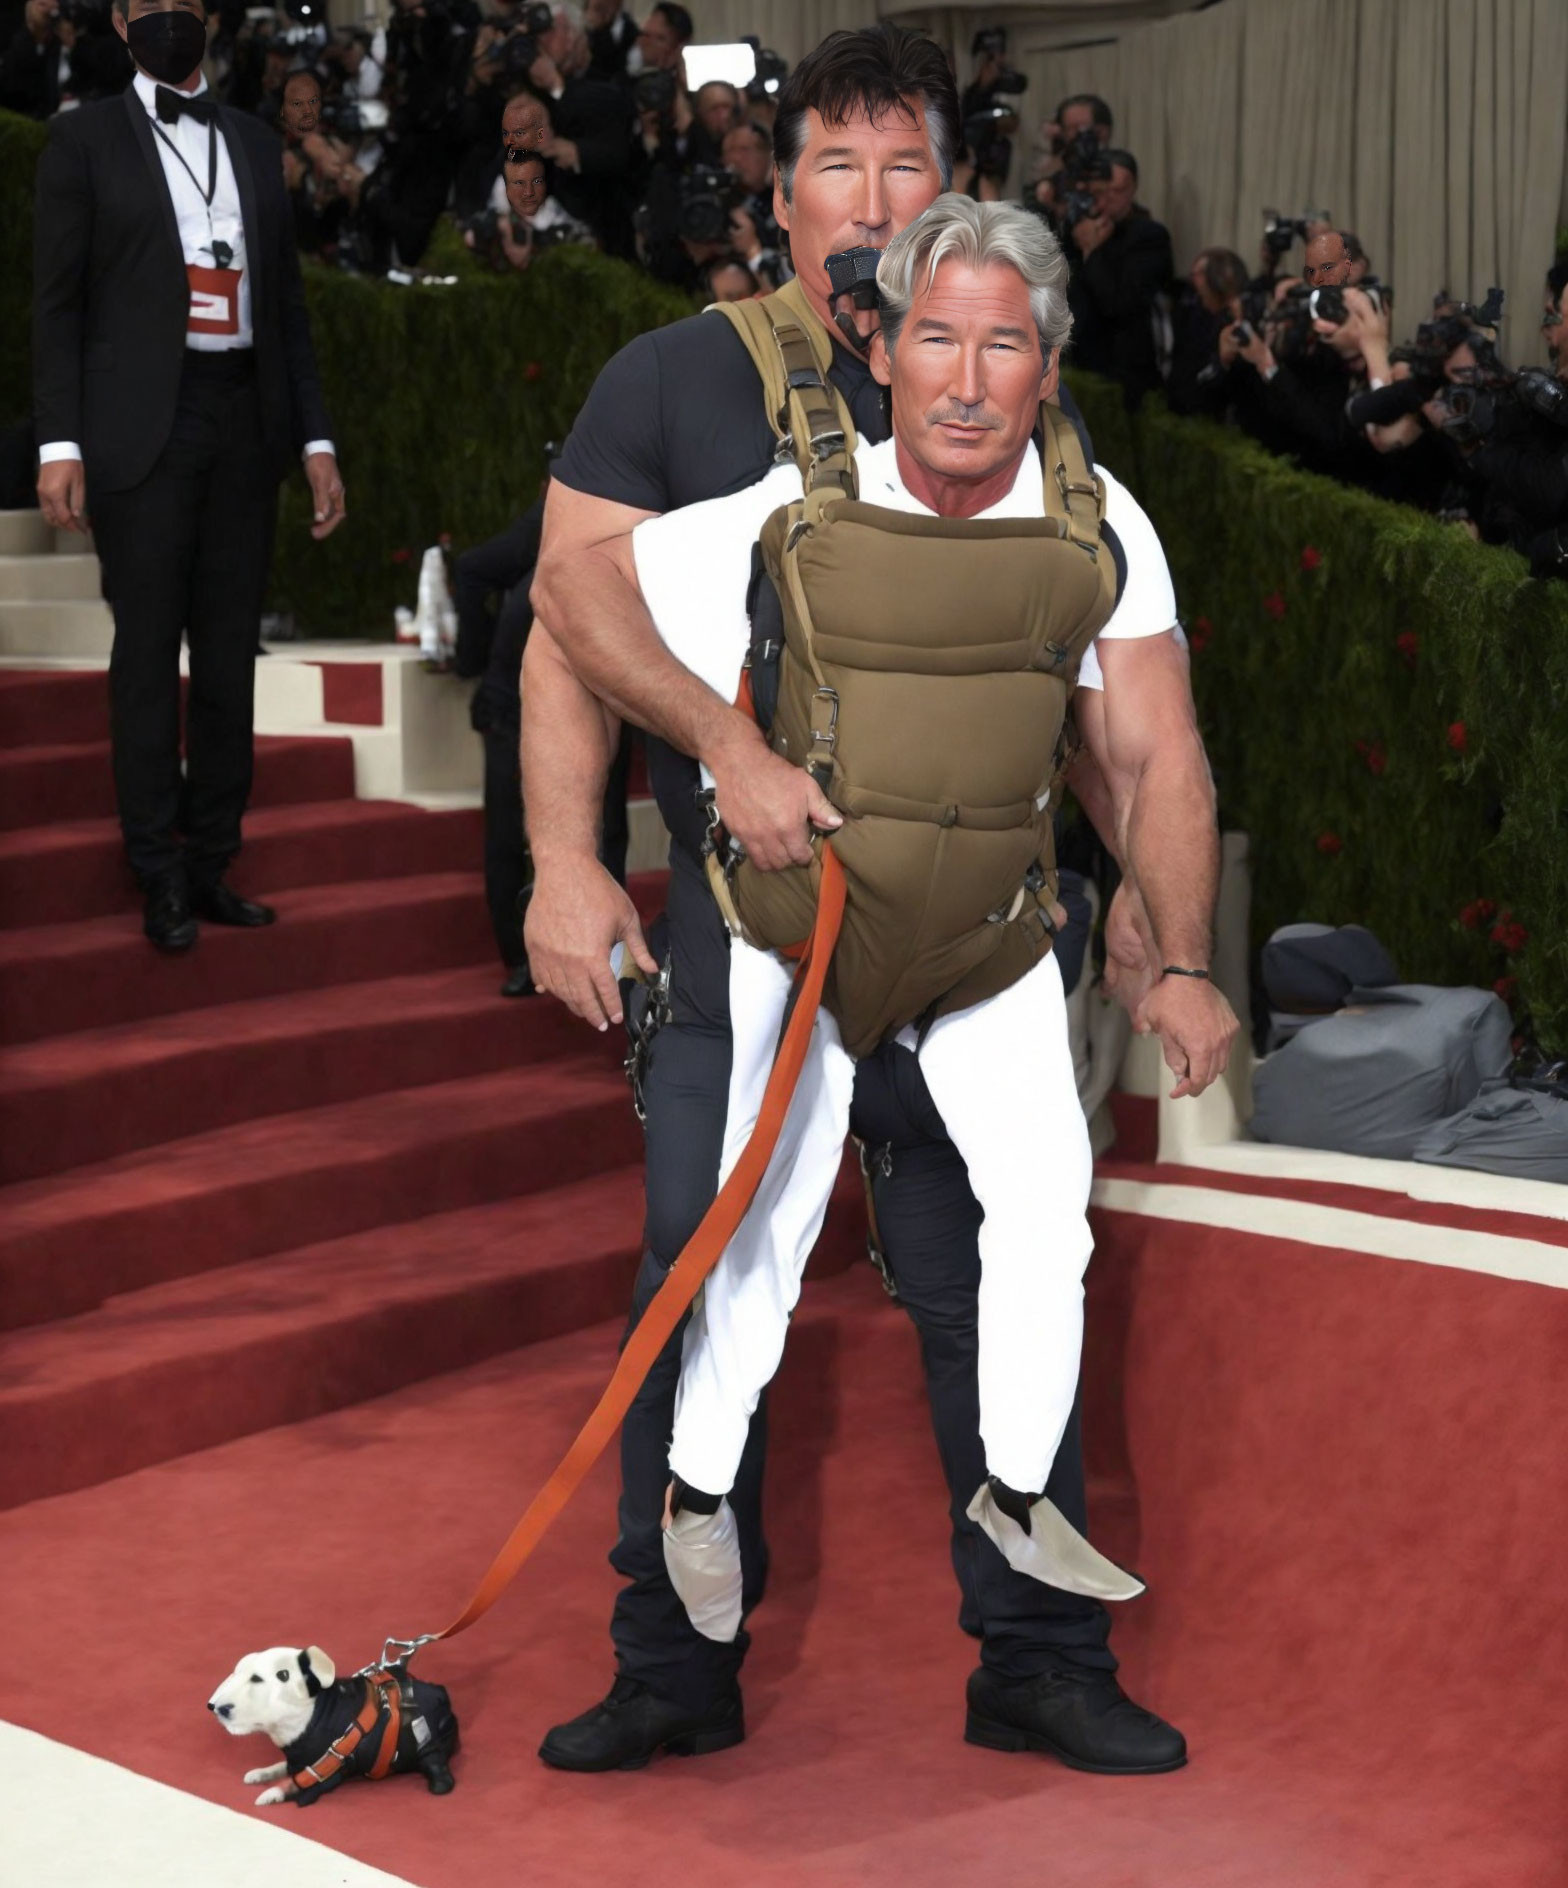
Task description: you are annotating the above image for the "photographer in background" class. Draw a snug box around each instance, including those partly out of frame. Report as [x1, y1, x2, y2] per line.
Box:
[701, 252, 755, 303]
[1065, 147, 1172, 405]
[1166, 245, 1247, 417]
[720, 117, 782, 256]
[1028, 91, 1111, 226]
[377, 0, 480, 265]
[0, 0, 129, 116]
[465, 143, 593, 269]
[956, 24, 1026, 202]
[632, 1, 691, 167]
[526, 1, 637, 257]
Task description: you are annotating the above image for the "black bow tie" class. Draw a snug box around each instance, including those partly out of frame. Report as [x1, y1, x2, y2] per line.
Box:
[155, 86, 216, 125]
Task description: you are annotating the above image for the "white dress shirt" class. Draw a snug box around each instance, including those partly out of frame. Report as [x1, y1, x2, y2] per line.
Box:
[39, 67, 333, 467]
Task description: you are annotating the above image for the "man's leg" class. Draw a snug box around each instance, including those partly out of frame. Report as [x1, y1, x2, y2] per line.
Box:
[182, 365, 277, 889]
[92, 447, 206, 889]
[852, 1040, 1115, 1678]
[481, 715, 528, 972]
[850, 1038, 1186, 1772]
[540, 847, 762, 1766]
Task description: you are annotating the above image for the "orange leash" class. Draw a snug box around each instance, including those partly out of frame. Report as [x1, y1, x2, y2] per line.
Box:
[417, 846, 847, 1648]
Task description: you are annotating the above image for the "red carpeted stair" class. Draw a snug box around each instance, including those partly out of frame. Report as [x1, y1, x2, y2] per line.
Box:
[3, 667, 1564, 1884]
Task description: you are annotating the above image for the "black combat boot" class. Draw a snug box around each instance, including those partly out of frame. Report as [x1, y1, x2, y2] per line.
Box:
[538, 1675, 744, 1772]
[965, 1663, 1187, 1775]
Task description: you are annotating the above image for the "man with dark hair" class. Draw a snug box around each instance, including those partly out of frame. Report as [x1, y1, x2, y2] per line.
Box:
[635, 0, 687, 70]
[1066, 146, 1172, 404]
[524, 21, 1186, 1780]
[32, 0, 344, 951]
[1167, 245, 1247, 416]
[1053, 91, 1112, 142]
[277, 64, 322, 140]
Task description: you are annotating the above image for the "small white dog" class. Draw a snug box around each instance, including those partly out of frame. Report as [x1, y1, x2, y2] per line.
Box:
[208, 1646, 459, 1807]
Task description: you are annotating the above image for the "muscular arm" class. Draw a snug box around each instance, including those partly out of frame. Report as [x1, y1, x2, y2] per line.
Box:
[530, 481, 839, 870]
[1080, 633, 1237, 1095]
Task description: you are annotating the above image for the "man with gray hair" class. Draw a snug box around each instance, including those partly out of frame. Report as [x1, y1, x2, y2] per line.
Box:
[630, 195, 1234, 1684]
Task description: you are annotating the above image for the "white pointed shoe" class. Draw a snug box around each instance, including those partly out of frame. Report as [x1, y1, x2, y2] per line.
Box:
[663, 1498, 744, 1642]
[967, 1482, 1145, 1601]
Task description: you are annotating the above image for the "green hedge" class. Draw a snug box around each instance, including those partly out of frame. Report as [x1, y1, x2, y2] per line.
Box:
[7, 105, 1565, 1044]
[1066, 370, 1568, 1052]
[1, 108, 689, 635]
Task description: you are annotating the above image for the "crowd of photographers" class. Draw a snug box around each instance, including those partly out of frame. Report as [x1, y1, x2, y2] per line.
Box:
[1014, 82, 1568, 580]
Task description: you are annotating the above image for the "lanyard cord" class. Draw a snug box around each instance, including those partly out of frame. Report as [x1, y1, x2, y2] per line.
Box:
[151, 111, 231, 268]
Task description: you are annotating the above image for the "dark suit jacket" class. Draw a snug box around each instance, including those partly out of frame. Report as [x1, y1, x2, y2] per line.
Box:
[548, 73, 635, 258]
[1067, 208, 1173, 402]
[32, 85, 332, 494]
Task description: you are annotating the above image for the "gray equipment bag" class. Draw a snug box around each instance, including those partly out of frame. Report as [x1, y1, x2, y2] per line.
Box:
[1413, 1079, 1568, 1184]
[1250, 983, 1513, 1160]
[1260, 922, 1400, 1050]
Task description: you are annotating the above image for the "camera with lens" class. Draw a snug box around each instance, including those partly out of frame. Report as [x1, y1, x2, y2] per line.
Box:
[499, 0, 554, 69]
[962, 25, 1027, 181]
[1390, 289, 1505, 387]
[1229, 283, 1276, 349]
[1262, 206, 1331, 262]
[633, 65, 678, 116]
[741, 35, 787, 102]
[677, 164, 741, 244]
[1512, 365, 1568, 430]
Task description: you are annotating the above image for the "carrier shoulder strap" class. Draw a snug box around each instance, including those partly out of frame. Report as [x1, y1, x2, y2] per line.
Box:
[1038, 399, 1109, 573]
[710, 276, 858, 497]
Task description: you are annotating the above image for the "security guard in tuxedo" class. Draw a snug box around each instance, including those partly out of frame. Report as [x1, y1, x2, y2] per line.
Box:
[32, 0, 346, 951]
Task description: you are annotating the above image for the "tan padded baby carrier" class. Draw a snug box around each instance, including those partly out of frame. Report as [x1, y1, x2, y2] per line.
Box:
[710, 279, 1119, 1055]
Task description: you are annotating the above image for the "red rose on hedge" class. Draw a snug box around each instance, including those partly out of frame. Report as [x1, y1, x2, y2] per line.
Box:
[1490, 916, 1529, 954]
[1354, 739, 1387, 776]
[1316, 832, 1343, 855]
[1395, 631, 1419, 666]
[1300, 546, 1322, 572]
[523, 361, 543, 382]
[1190, 615, 1212, 653]
[1263, 591, 1286, 620]
[1447, 721, 1468, 753]
[1493, 977, 1518, 1006]
[390, 547, 412, 565]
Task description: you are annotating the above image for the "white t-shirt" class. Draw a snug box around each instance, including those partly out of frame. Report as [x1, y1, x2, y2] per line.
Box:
[632, 436, 1177, 746]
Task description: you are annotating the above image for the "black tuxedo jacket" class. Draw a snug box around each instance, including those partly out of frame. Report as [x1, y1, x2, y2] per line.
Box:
[31, 85, 333, 494]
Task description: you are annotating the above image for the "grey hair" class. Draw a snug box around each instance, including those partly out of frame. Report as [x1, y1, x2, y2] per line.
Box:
[876, 195, 1073, 364]
[551, 3, 585, 32]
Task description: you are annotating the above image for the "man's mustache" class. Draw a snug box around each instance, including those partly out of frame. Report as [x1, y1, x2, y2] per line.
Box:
[926, 403, 1002, 430]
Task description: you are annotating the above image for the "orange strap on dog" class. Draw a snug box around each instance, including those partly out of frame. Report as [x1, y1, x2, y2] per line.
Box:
[428, 845, 848, 1645]
[292, 1669, 401, 1795]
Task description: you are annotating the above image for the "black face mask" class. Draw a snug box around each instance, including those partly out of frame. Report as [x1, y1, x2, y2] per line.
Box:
[126, 9, 208, 86]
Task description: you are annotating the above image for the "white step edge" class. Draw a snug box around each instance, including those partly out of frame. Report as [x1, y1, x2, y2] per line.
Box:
[0, 1720, 420, 1888]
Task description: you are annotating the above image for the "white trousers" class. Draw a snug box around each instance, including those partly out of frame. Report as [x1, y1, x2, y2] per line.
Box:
[668, 940, 1095, 1498]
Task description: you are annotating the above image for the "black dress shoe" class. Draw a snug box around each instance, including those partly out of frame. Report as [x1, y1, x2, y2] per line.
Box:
[965, 1663, 1187, 1775]
[143, 871, 197, 954]
[538, 1676, 744, 1772]
[188, 880, 276, 928]
[500, 964, 535, 999]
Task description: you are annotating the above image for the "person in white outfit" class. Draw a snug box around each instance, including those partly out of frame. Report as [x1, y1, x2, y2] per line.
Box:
[627, 199, 1237, 1642]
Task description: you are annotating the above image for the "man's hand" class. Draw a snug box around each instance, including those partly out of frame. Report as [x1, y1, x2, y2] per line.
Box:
[707, 720, 842, 871]
[528, 50, 562, 93]
[303, 451, 346, 540]
[1073, 213, 1113, 256]
[525, 854, 658, 1030]
[542, 132, 579, 171]
[1236, 324, 1277, 376]
[1133, 974, 1239, 1100]
[37, 458, 87, 533]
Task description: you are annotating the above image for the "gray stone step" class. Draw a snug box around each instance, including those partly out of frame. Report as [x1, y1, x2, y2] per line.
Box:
[0, 555, 102, 601]
[0, 513, 52, 557]
[0, 600, 114, 659]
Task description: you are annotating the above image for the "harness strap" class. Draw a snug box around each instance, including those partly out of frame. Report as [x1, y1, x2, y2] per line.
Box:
[710, 277, 858, 498]
[422, 847, 849, 1645]
[290, 1671, 400, 1796]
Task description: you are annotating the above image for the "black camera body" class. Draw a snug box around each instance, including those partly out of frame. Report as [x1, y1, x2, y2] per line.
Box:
[1512, 365, 1568, 430]
[1262, 206, 1331, 261]
[633, 66, 678, 116]
[677, 164, 741, 245]
[741, 35, 787, 102]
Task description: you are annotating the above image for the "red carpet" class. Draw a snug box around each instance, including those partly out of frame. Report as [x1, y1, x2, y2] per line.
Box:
[1, 667, 1564, 1883]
